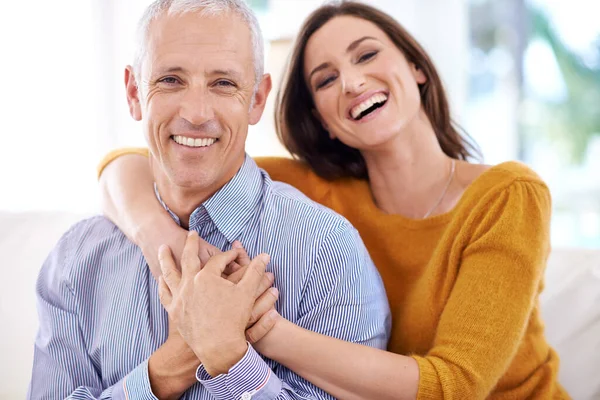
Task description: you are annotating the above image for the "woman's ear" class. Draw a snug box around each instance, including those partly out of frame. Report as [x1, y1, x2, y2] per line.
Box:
[312, 109, 335, 139]
[411, 64, 427, 85]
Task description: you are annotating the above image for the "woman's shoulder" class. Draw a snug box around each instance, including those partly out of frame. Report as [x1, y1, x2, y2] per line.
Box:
[456, 161, 551, 217]
[253, 156, 333, 202]
[462, 160, 548, 198]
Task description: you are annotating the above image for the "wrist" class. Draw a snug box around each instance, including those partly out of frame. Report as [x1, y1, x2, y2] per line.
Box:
[199, 339, 248, 378]
[148, 336, 200, 399]
[256, 317, 288, 360]
[133, 211, 175, 248]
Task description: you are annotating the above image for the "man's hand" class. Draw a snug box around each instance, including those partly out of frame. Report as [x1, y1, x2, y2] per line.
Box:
[139, 222, 246, 281]
[158, 231, 272, 377]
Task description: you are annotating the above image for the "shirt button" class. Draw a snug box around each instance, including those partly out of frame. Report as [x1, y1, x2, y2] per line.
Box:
[241, 392, 252, 400]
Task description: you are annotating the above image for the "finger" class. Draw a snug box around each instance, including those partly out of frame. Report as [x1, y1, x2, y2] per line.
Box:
[246, 309, 280, 344]
[226, 265, 247, 284]
[222, 241, 250, 276]
[232, 241, 251, 266]
[158, 276, 173, 308]
[202, 248, 244, 276]
[158, 244, 181, 290]
[182, 231, 201, 279]
[222, 261, 242, 278]
[197, 238, 221, 268]
[248, 287, 278, 327]
[227, 268, 273, 287]
[239, 253, 270, 294]
[255, 272, 274, 298]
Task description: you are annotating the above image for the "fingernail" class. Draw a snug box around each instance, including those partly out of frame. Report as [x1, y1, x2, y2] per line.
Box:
[232, 241, 243, 249]
[259, 253, 270, 264]
[267, 310, 278, 321]
[266, 272, 274, 282]
[158, 244, 168, 257]
[269, 287, 279, 297]
[188, 230, 196, 237]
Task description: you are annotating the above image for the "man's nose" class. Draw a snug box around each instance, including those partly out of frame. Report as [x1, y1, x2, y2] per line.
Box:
[342, 69, 366, 95]
[178, 86, 214, 126]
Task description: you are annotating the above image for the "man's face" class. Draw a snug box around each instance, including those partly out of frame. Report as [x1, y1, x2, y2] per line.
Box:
[126, 11, 270, 197]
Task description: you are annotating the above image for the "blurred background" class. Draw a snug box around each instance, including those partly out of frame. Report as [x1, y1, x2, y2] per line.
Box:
[0, 0, 598, 248]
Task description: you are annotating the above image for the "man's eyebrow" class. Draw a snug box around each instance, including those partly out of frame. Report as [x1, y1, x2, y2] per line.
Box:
[308, 36, 380, 82]
[154, 66, 187, 76]
[208, 69, 243, 80]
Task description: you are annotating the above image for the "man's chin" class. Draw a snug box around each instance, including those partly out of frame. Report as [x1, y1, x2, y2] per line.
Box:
[155, 165, 215, 189]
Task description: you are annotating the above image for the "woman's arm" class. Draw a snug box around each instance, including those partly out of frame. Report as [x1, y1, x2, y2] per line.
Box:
[98, 152, 183, 279]
[98, 152, 163, 243]
[257, 318, 419, 400]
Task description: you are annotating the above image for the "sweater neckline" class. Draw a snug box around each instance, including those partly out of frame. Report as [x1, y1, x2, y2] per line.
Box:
[352, 161, 522, 229]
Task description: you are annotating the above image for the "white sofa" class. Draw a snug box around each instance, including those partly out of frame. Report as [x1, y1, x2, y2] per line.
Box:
[2, 211, 599, 399]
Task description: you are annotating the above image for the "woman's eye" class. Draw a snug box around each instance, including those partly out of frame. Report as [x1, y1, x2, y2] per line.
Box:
[316, 76, 336, 90]
[358, 51, 378, 63]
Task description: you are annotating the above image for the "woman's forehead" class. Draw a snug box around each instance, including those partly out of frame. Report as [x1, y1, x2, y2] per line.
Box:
[304, 16, 388, 66]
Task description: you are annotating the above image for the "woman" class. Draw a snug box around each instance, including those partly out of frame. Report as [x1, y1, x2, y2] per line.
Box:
[98, 2, 568, 399]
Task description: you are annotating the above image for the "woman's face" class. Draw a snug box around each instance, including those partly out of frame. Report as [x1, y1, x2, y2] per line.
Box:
[303, 16, 427, 150]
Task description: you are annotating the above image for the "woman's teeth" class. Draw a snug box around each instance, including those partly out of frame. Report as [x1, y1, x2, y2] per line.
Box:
[172, 135, 217, 147]
[351, 93, 388, 120]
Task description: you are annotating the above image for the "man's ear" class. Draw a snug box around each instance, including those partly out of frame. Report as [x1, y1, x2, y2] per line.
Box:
[125, 66, 142, 121]
[311, 109, 334, 139]
[411, 63, 427, 85]
[248, 74, 272, 125]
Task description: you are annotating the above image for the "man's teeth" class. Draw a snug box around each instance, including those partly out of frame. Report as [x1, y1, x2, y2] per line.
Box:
[351, 93, 388, 120]
[172, 135, 217, 147]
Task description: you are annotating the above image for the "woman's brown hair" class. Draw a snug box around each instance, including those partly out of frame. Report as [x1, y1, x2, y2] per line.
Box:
[275, 1, 480, 180]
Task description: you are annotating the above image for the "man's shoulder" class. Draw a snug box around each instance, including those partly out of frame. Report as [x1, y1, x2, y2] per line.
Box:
[47, 215, 134, 281]
[61, 215, 127, 249]
[263, 178, 354, 235]
[255, 157, 332, 203]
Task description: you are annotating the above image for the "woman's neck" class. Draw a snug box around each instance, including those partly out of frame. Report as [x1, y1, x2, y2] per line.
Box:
[362, 113, 453, 218]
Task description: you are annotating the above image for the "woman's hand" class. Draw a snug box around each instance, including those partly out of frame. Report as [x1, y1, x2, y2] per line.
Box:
[246, 307, 282, 348]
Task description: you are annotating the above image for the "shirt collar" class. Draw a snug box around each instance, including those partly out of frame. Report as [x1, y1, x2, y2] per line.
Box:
[154, 154, 264, 243]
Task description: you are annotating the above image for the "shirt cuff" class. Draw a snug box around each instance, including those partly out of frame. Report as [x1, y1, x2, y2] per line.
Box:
[196, 344, 282, 400]
[112, 359, 159, 400]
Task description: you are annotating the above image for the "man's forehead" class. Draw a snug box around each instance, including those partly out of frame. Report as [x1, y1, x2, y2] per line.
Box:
[143, 11, 253, 77]
[147, 10, 251, 53]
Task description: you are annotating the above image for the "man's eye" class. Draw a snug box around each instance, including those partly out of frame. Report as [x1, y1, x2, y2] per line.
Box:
[316, 76, 336, 90]
[215, 80, 236, 88]
[358, 51, 378, 63]
[158, 76, 180, 85]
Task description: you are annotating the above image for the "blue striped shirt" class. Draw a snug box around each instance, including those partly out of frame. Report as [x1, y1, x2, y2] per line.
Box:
[29, 155, 390, 399]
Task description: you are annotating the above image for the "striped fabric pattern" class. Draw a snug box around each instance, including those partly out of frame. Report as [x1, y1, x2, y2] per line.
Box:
[29, 155, 391, 399]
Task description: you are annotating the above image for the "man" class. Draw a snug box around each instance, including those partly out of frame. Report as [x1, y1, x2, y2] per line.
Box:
[28, 0, 390, 399]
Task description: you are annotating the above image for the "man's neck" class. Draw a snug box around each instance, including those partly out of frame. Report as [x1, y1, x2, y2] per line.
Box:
[152, 166, 241, 229]
[156, 185, 213, 229]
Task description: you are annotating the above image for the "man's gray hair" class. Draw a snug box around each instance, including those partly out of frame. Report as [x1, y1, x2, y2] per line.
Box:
[133, 0, 264, 85]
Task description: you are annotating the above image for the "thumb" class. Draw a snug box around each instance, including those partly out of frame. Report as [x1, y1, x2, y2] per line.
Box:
[239, 253, 270, 294]
[223, 241, 251, 276]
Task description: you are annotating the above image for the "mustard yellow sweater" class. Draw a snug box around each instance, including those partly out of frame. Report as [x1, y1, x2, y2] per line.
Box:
[99, 149, 569, 399]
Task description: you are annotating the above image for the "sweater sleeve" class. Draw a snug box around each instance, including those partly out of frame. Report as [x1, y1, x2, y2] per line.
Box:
[97, 147, 149, 179]
[412, 178, 552, 400]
